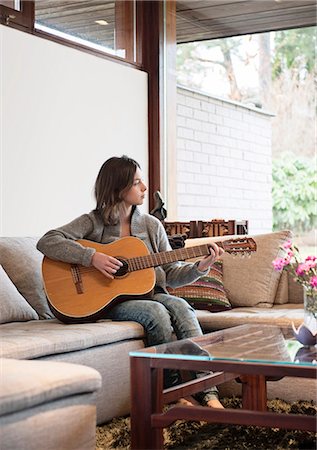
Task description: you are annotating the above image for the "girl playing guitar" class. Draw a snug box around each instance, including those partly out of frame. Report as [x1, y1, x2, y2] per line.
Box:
[37, 155, 224, 409]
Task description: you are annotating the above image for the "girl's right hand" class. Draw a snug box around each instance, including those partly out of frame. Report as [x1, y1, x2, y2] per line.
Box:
[91, 252, 123, 279]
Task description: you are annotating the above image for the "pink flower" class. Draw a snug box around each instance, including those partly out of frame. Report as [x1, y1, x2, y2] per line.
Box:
[310, 276, 317, 288]
[283, 240, 293, 249]
[305, 259, 317, 270]
[305, 256, 317, 269]
[272, 258, 288, 271]
[295, 263, 310, 276]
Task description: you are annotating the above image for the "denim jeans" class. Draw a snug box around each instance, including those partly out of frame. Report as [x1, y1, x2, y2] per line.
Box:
[106, 292, 219, 403]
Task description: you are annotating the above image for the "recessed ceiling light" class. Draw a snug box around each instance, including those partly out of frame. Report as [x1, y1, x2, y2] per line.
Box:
[95, 20, 108, 25]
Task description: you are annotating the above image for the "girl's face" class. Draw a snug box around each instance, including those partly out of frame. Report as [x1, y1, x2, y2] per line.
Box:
[122, 167, 147, 206]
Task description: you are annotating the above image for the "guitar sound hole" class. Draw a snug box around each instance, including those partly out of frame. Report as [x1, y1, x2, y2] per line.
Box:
[115, 258, 129, 277]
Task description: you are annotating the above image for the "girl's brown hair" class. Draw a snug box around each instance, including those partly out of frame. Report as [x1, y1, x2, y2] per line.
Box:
[94, 155, 140, 225]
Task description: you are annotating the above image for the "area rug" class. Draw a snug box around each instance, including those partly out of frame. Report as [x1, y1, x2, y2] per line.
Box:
[96, 397, 316, 450]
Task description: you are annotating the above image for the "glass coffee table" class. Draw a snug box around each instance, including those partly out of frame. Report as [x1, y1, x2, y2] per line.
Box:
[129, 324, 317, 450]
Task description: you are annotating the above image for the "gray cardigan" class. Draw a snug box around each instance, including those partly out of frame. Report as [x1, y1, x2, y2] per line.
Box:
[37, 208, 207, 292]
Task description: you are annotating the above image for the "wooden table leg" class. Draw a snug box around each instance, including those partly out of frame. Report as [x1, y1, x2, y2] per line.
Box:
[130, 356, 164, 450]
[240, 374, 267, 411]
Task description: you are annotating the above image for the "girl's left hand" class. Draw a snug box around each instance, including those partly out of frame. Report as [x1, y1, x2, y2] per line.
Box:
[197, 242, 224, 272]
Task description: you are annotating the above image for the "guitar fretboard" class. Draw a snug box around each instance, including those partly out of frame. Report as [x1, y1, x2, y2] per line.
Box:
[127, 243, 219, 272]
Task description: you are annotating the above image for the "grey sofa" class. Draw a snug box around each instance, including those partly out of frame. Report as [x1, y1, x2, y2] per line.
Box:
[0, 230, 315, 436]
[0, 236, 145, 425]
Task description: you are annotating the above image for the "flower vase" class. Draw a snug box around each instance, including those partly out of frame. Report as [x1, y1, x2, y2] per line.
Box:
[304, 289, 317, 334]
[293, 289, 317, 346]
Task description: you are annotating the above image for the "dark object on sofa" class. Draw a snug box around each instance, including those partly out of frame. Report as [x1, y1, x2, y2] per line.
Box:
[149, 191, 185, 248]
[150, 191, 167, 221]
[168, 234, 186, 249]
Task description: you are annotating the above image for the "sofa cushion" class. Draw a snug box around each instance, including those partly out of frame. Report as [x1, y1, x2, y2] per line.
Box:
[274, 270, 289, 305]
[0, 319, 145, 359]
[0, 358, 101, 416]
[185, 230, 292, 308]
[288, 273, 304, 304]
[0, 265, 39, 323]
[167, 261, 231, 312]
[196, 304, 304, 332]
[0, 237, 54, 319]
[222, 230, 292, 307]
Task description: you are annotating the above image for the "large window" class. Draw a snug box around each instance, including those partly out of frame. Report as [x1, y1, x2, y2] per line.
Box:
[0, 0, 137, 63]
[176, 27, 316, 246]
[35, 0, 136, 62]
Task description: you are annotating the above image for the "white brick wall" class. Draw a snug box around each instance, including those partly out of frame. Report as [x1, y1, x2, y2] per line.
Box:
[175, 86, 274, 234]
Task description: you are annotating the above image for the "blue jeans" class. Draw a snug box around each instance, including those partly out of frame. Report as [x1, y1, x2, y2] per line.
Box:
[106, 292, 219, 402]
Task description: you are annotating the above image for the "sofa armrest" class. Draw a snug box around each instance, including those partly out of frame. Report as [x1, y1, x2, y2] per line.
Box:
[0, 358, 101, 450]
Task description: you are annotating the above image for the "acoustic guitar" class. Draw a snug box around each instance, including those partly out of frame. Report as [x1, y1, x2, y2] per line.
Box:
[42, 236, 256, 323]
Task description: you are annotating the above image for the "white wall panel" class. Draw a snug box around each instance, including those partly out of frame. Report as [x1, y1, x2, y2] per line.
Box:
[0, 25, 148, 236]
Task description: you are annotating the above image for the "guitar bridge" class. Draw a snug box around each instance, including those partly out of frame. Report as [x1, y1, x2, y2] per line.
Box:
[71, 265, 84, 294]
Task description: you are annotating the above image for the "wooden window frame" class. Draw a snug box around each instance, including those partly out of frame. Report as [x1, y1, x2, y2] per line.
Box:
[0, 1, 34, 29]
[136, 0, 176, 212]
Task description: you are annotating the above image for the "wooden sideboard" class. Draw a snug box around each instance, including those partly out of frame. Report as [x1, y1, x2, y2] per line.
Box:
[164, 219, 248, 239]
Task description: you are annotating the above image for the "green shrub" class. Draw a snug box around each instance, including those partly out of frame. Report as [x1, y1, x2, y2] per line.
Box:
[272, 155, 317, 233]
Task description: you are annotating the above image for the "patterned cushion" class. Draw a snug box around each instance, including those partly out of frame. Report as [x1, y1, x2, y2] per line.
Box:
[167, 261, 231, 312]
[185, 230, 292, 308]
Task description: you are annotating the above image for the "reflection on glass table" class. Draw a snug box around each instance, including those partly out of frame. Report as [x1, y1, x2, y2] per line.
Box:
[131, 324, 317, 367]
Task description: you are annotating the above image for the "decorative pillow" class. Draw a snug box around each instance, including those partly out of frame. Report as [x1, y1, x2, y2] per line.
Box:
[274, 270, 289, 305]
[222, 230, 292, 308]
[0, 237, 54, 319]
[184, 230, 292, 308]
[0, 265, 39, 324]
[288, 273, 304, 304]
[167, 261, 232, 312]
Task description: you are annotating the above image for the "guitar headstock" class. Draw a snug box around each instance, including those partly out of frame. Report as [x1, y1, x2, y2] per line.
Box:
[220, 237, 257, 256]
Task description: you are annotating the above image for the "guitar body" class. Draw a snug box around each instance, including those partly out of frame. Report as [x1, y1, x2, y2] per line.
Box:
[42, 237, 155, 323]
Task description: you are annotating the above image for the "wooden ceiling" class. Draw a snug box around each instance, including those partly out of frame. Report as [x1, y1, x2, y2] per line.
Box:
[35, 0, 317, 49]
[176, 0, 317, 43]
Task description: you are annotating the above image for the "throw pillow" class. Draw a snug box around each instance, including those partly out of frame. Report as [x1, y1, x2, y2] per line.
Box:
[288, 273, 304, 304]
[0, 265, 39, 323]
[167, 261, 232, 312]
[274, 270, 289, 305]
[0, 237, 54, 319]
[184, 230, 292, 308]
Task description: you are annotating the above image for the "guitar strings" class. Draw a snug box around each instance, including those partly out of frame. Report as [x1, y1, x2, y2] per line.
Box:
[66, 240, 253, 274]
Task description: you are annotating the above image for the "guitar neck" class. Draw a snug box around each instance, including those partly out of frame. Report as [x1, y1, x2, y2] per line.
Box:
[127, 241, 222, 272]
